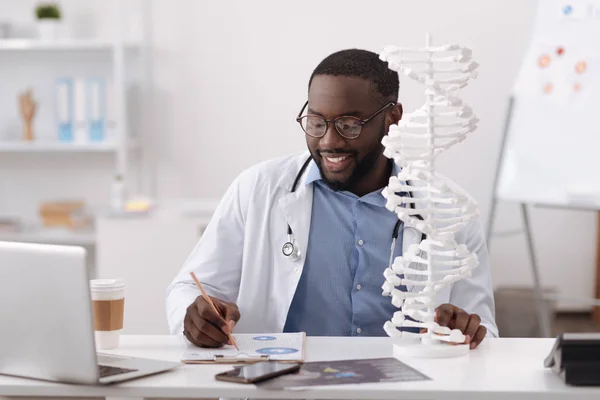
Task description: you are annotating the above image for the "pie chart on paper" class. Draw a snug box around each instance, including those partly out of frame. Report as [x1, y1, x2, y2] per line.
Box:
[255, 347, 299, 355]
[253, 336, 277, 341]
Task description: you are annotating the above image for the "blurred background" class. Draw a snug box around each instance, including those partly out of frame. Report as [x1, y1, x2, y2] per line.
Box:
[1, 0, 598, 337]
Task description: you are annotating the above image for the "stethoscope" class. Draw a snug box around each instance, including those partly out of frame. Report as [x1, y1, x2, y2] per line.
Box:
[282, 155, 426, 263]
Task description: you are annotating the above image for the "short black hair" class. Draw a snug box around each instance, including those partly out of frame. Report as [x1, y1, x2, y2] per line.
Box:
[308, 48, 399, 102]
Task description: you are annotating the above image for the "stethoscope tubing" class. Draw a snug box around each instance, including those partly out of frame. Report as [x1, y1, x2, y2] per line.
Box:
[283, 155, 426, 261]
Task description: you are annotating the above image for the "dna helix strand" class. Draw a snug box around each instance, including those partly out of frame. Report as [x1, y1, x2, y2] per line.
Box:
[378, 35, 482, 348]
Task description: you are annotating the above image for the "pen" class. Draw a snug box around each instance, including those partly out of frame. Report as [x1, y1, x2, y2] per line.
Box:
[189, 272, 239, 351]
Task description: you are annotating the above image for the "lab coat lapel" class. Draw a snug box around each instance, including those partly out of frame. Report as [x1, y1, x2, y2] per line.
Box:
[278, 182, 313, 269]
[276, 180, 313, 330]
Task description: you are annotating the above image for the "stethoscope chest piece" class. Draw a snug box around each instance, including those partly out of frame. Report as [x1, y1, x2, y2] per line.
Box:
[282, 236, 301, 261]
[282, 241, 294, 257]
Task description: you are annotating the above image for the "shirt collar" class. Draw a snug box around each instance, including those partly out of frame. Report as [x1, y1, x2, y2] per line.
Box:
[304, 159, 402, 207]
[304, 159, 322, 186]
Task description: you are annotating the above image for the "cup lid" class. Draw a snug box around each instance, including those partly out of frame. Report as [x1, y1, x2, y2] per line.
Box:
[90, 278, 125, 292]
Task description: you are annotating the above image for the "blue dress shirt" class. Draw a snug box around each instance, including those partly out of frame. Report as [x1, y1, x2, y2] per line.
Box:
[283, 161, 405, 336]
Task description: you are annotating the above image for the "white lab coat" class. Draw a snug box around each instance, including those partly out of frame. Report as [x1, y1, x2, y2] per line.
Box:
[165, 151, 499, 338]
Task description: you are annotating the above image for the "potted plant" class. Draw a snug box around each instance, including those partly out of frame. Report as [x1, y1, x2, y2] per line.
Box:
[35, 3, 62, 40]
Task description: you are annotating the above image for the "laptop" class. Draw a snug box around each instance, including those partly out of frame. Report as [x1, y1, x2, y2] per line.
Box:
[0, 241, 180, 384]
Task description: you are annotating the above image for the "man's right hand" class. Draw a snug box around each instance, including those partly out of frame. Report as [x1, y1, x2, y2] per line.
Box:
[183, 295, 240, 348]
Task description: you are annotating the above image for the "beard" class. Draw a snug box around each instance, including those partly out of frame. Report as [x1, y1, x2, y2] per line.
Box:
[311, 119, 388, 193]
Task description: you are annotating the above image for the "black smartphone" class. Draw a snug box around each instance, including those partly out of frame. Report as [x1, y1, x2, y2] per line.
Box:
[215, 362, 301, 384]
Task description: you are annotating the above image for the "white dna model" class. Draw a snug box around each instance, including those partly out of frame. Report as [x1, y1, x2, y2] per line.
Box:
[379, 34, 480, 358]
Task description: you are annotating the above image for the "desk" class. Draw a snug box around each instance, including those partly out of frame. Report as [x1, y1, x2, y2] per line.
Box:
[0, 335, 599, 399]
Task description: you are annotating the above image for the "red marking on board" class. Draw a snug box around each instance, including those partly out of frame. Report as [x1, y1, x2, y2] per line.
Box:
[557, 47, 565, 56]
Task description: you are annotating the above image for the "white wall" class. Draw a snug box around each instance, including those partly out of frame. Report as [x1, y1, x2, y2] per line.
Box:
[148, 0, 536, 202]
[3, 0, 596, 310]
[146, 0, 600, 310]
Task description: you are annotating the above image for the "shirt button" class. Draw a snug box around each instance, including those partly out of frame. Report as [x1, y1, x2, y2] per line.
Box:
[294, 267, 301, 275]
[356, 327, 362, 334]
[357, 239, 364, 246]
[356, 284, 362, 291]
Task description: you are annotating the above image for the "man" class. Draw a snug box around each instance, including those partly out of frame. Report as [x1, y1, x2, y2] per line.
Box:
[166, 49, 498, 349]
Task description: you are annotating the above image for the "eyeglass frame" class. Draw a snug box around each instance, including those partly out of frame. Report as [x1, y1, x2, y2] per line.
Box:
[296, 100, 396, 139]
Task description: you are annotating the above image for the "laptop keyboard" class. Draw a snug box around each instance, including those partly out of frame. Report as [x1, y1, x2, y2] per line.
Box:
[98, 364, 138, 378]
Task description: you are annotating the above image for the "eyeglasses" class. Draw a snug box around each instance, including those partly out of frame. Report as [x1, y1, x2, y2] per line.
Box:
[296, 100, 395, 139]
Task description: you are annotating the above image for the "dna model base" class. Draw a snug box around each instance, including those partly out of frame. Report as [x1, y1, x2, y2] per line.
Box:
[393, 337, 470, 359]
[380, 33, 481, 359]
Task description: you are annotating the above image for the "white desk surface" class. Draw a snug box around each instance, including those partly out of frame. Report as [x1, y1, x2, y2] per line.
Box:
[0, 335, 598, 399]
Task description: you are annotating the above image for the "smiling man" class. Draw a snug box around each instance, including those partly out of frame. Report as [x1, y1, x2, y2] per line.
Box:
[166, 49, 498, 350]
[300, 73, 397, 196]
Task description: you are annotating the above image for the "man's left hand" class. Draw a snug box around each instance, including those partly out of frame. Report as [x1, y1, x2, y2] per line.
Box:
[434, 303, 487, 349]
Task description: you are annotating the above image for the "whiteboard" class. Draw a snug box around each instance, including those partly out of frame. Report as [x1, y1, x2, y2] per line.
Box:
[497, 0, 600, 208]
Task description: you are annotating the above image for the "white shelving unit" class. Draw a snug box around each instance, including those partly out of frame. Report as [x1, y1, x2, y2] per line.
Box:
[0, 139, 139, 153]
[0, 39, 138, 52]
[0, 2, 150, 247]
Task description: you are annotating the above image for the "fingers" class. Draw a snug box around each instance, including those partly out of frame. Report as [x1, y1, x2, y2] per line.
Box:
[435, 304, 469, 332]
[191, 304, 231, 344]
[453, 309, 470, 333]
[434, 304, 455, 327]
[183, 311, 222, 348]
[434, 304, 486, 348]
[202, 297, 230, 331]
[463, 314, 481, 343]
[227, 320, 236, 336]
[215, 299, 241, 325]
[224, 303, 241, 325]
[183, 296, 239, 348]
[470, 325, 487, 349]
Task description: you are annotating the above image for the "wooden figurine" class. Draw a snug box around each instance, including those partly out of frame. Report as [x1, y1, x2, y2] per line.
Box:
[19, 89, 37, 141]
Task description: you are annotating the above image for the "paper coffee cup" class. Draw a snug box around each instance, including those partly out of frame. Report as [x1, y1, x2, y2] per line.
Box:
[90, 279, 125, 350]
